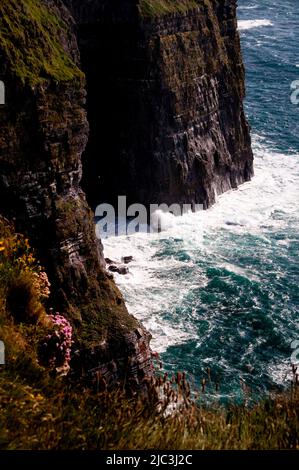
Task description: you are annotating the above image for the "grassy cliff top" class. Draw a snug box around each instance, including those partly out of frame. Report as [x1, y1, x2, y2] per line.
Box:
[0, 0, 83, 85]
[138, 0, 199, 17]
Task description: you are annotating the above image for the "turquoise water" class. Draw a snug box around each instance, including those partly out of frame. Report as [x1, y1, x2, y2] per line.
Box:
[103, 0, 299, 401]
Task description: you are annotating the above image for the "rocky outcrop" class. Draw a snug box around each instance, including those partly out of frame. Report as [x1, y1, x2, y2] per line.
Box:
[67, 0, 253, 209]
[0, 0, 153, 388]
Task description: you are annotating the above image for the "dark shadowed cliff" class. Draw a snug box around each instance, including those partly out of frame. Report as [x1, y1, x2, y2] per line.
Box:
[0, 0, 252, 386]
[66, 0, 253, 208]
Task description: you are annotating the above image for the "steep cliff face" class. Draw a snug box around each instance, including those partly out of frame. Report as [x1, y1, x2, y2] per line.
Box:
[68, 0, 253, 209]
[0, 0, 152, 387]
[0, 0, 253, 389]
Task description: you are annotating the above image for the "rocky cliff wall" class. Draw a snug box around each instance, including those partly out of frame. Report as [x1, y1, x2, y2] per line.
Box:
[0, 0, 153, 388]
[67, 0, 253, 209]
[0, 0, 253, 389]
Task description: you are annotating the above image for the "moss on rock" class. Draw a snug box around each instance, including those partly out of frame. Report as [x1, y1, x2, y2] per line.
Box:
[0, 0, 83, 85]
[138, 0, 199, 17]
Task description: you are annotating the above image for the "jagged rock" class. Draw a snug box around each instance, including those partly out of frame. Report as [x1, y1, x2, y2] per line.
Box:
[108, 265, 129, 275]
[122, 256, 134, 264]
[106, 256, 130, 274]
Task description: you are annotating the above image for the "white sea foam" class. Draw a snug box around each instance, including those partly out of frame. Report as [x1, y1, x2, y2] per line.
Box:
[238, 19, 273, 31]
[268, 359, 294, 386]
[238, 5, 258, 10]
[103, 136, 299, 354]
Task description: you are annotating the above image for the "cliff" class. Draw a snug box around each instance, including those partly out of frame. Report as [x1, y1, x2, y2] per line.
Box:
[0, 0, 252, 388]
[67, 0, 253, 209]
[0, 0, 152, 388]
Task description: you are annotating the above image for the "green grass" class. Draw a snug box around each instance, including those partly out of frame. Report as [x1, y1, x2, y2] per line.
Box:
[138, 0, 199, 17]
[0, 369, 298, 450]
[0, 0, 83, 85]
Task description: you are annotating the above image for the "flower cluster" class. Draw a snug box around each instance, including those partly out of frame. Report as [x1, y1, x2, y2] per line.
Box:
[32, 271, 51, 299]
[41, 313, 73, 373]
[0, 234, 36, 270]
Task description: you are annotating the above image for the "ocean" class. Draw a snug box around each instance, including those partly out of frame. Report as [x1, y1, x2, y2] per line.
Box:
[103, 0, 299, 401]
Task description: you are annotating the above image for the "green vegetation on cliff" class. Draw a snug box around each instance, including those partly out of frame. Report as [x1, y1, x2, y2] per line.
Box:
[138, 0, 199, 17]
[1, 373, 298, 450]
[0, 0, 83, 85]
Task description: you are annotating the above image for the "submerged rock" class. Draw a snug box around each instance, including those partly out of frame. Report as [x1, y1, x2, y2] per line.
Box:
[122, 256, 134, 264]
[108, 265, 129, 275]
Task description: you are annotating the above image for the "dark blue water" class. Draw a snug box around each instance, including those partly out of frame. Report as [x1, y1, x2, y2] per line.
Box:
[104, 1, 299, 401]
[238, 0, 299, 153]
